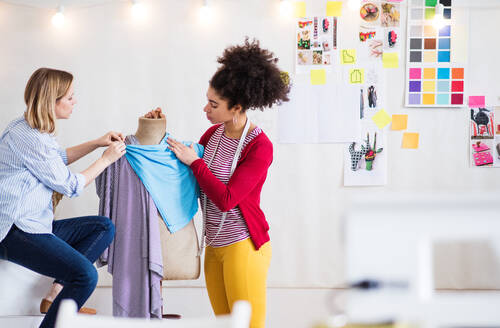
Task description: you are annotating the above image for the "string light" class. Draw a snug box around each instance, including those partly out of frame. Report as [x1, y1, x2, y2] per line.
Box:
[131, 0, 147, 20]
[433, 3, 445, 29]
[51, 6, 65, 28]
[198, 0, 213, 22]
[279, 0, 293, 17]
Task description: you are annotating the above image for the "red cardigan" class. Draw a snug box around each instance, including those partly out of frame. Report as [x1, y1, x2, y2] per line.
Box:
[190, 124, 272, 250]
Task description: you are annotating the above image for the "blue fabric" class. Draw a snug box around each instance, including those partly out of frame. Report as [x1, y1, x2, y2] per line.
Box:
[125, 134, 204, 233]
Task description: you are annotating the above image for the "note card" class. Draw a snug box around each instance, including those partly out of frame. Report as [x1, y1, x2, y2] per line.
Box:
[402, 132, 419, 149]
[468, 96, 485, 108]
[326, 1, 342, 17]
[341, 49, 356, 65]
[349, 68, 364, 84]
[383, 52, 399, 68]
[293, 1, 306, 18]
[391, 114, 408, 130]
[311, 69, 326, 85]
[372, 109, 392, 129]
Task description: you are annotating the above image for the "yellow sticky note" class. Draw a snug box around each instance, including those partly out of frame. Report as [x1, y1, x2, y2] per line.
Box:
[402, 132, 419, 149]
[311, 69, 326, 85]
[349, 68, 364, 84]
[391, 115, 408, 130]
[293, 1, 306, 18]
[341, 49, 356, 64]
[326, 1, 342, 16]
[372, 109, 392, 129]
[382, 52, 399, 68]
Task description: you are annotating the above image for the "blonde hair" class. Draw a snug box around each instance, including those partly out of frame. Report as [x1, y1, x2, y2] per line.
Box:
[24, 68, 73, 134]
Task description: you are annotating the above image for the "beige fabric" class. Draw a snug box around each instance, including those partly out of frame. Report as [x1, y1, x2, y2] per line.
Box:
[159, 215, 200, 280]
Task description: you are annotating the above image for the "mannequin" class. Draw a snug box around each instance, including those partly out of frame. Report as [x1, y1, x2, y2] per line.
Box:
[133, 110, 200, 281]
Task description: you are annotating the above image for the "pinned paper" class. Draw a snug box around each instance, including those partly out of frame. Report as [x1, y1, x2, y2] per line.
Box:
[391, 114, 408, 130]
[402, 132, 419, 149]
[382, 52, 399, 68]
[349, 68, 364, 84]
[469, 96, 485, 108]
[293, 1, 306, 18]
[326, 1, 342, 16]
[341, 49, 356, 64]
[372, 109, 392, 129]
[310, 69, 326, 85]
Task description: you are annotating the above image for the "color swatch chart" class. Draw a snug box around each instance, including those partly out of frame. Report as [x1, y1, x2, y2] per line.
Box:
[405, 0, 465, 107]
[407, 66, 464, 106]
[408, 0, 452, 64]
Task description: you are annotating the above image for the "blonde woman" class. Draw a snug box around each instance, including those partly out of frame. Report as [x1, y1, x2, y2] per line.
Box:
[0, 68, 125, 328]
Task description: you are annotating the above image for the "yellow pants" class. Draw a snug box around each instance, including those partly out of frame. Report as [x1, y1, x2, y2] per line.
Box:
[204, 239, 272, 328]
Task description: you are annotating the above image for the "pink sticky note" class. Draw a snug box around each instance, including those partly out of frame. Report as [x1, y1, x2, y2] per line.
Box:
[469, 96, 485, 108]
[409, 68, 421, 79]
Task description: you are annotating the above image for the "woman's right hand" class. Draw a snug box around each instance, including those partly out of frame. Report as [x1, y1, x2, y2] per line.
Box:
[101, 141, 126, 165]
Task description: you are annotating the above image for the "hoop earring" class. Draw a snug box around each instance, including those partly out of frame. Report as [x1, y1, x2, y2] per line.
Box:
[232, 115, 238, 125]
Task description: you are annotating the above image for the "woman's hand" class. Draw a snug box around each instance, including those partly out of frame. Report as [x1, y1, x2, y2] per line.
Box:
[101, 141, 126, 165]
[167, 138, 199, 166]
[144, 107, 165, 119]
[95, 131, 125, 147]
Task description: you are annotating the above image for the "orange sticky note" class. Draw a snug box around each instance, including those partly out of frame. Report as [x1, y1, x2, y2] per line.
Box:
[310, 69, 326, 85]
[402, 132, 419, 149]
[293, 1, 306, 18]
[372, 109, 392, 129]
[391, 115, 408, 130]
[326, 1, 342, 16]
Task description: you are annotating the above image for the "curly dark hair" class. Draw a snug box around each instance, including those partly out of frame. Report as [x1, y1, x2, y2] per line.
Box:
[209, 37, 290, 112]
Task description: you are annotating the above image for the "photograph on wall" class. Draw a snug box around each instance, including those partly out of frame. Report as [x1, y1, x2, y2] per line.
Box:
[470, 139, 494, 168]
[470, 107, 494, 139]
[380, 2, 400, 27]
[296, 16, 338, 73]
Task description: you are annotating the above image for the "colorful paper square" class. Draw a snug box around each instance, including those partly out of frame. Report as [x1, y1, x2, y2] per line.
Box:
[409, 68, 421, 79]
[423, 80, 436, 92]
[425, 8, 435, 19]
[439, 38, 450, 49]
[423, 68, 436, 79]
[311, 69, 326, 85]
[437, 80, 450, 92]
[326, 1, 342, 16]
[423, 51, 437, 62]
[409, 81, 421, 92]
[451, 93, 463, 105]
[451, 80, 464, 92]
[439, 25, 451, 36]
[391, 115, 408, 130]
[410, 51, 422, 62]
[422, 93, 435, 105]
[436, 94, 449, 105]
[443, 8, 451, 19]
[410, 38, 423, 49]
[452, 67, 464, 79]
[372, 109, 392, 129]
[424, 38, 437, 49]
[438, 51, 450, 62]
[409, 93, 421, 105]
[424, 25, 436, 37]
[426, 0, 437, 6]
[437, 67, 450, 79]
[469, 96, 485, 108]
[402, 132, 419, 149]
[411, 25, 423, 37]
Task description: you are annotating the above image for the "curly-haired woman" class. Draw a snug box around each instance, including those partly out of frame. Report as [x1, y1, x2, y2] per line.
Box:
[166, 38, 289, 328]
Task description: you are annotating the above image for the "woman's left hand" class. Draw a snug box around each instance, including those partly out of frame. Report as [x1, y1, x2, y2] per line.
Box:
[96, 131, 125, 147]
[167, 138, 200, 166]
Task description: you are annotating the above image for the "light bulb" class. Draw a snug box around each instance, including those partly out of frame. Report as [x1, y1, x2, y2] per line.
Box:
[198, 0, 213, 22]
[348, 0, 360, 10]
[131, 0, 147, 20]
[51, 6, 65, 28]
[433, 3, 445, 29]
[279, 0, 293, 17]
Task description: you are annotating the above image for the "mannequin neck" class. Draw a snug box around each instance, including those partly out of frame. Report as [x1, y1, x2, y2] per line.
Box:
[135, 117, 166, 145]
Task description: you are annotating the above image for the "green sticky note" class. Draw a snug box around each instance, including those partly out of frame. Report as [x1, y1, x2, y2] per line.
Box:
[293, 1, 306, 18]
[349, 68, 364, 84]
[402, 132, 419, 149]
[341, 49, 356, 64]
[382, 52, 399, 68]
[425, 0, 437, 6]
[311, 69, 326, 85]
[391, 115, 408, 130]
[372, 109, 392, 129]
[425, 8, 435, 19]
[326, 1, 342, 17]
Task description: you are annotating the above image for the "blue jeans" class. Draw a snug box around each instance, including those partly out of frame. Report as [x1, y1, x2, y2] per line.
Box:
[0, 216, 115, 328]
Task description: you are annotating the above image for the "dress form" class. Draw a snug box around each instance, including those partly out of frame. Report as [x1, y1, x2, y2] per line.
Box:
[133, 116, 200, 280]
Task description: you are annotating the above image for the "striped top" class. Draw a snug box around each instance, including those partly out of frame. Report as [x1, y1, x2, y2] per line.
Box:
[0, 116, 85, 242]
[202, 124, 262, 247]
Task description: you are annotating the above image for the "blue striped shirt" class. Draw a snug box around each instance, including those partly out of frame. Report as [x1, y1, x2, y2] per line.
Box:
[0, 116, 85, 242]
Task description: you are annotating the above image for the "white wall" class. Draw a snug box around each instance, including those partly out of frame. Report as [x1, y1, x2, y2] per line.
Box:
[1, 0, 500, 295]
